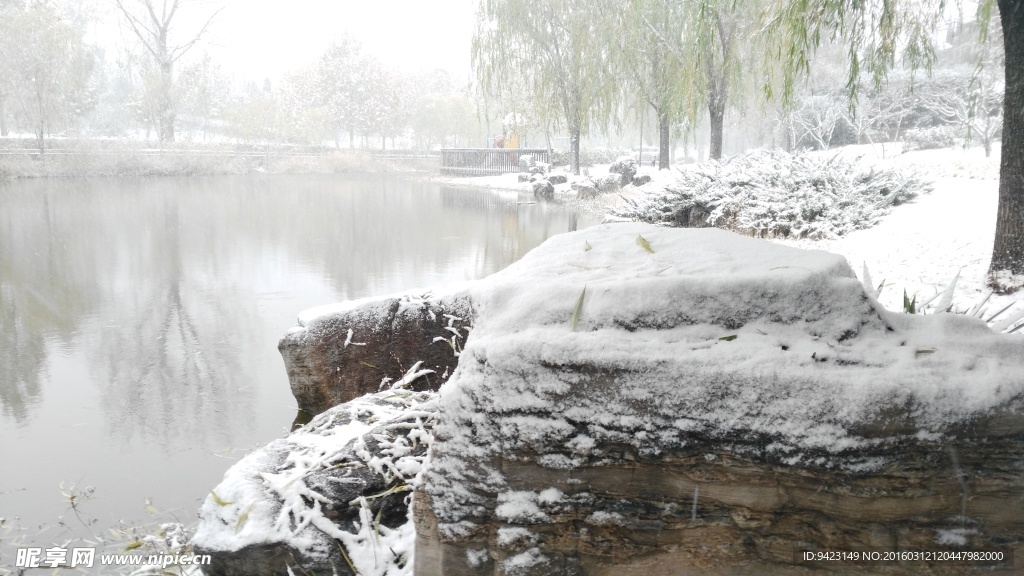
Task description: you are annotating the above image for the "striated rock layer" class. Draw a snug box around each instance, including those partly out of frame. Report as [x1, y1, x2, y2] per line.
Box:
[414, 223, 1024, 575]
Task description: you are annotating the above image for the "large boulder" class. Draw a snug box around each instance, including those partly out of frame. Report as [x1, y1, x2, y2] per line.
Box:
[279, 291, 471, 416]
[609, 156, 638, 186]
[631, 173, 652, 187]
[532, 179, 555, 198]
[414, 223, 1024, 575]
[571, 178, 598, 198]
[192, 389, 438, 576]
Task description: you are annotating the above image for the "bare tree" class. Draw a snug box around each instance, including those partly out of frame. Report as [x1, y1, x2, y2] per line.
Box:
[113, 0, 221, 143]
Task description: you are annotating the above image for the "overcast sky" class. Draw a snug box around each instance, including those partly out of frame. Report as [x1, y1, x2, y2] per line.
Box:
[208, 0, 477, 85]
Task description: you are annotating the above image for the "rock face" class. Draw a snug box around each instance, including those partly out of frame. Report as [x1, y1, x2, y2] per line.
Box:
[631, 173, 652, 186]
[609, 156, 638, 186]
[192, 390, 438, 576]
[279, 292, 471, 416]
[532, 179, 555, 198]
[571, 179, 598, 198]
[414, 223, 1024, 575]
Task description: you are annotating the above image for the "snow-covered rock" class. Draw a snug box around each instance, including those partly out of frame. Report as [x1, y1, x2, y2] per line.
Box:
[609, 155, 638, 186]
[532, 179, 554, 198]
[280, 291, 471, 416]
[570, 178, 598, 198]
[193, 390, 438, 576]
[631, 173, 651, 186]
[414, 222, 1024, 575]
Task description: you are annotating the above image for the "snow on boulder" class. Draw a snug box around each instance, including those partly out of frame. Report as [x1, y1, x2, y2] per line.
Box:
[415, 222, 1024, 575]
[192, 389, 438, 576]
[609, 155, 638, 186]
[531, 178, 555, 198]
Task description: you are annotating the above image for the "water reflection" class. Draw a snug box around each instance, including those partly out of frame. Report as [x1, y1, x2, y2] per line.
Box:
[0, 173, 599, 537]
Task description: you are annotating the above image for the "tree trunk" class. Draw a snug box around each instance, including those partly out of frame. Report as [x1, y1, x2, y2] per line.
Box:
[159, 60, 175, 143]
[709, 105, 724, 160]
[658, 108, 670, 170]
[569, 122, 581, 176]
[989, 0, 1024, 287]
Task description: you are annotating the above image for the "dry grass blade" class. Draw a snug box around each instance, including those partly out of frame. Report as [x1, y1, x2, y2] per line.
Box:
[337, 540, 359, 575]
[235, 502, 254, 534]
[636, 234, 655, 253]
[571, 286, 587, 332]
[210, 490, 233, 506]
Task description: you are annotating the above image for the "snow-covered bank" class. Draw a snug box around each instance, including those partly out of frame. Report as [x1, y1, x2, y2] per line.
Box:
[439, 144, 1020, 326]
[0, 140, 407, 180]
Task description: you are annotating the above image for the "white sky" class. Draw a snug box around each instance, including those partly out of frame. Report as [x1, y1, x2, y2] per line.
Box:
[207, 0, 477, 85]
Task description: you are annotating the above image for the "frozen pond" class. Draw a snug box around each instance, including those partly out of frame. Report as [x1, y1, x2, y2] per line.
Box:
[0, 173, 599, 548]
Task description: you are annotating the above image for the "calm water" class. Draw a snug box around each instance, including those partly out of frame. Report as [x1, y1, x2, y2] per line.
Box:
[0, 173, 598, 554]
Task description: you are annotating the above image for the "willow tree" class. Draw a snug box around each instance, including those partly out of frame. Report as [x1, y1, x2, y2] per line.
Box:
[769, 0, 1023, 289]
[473, 0, 615, 174]
[628, 0, 759, 161]
[613, 0, 690, 169]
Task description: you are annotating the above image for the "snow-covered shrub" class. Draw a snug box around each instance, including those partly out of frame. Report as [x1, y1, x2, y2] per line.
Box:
[618, 149, 930, 239]
[903, 125, 960, 151]
[597, 173, 621, 192]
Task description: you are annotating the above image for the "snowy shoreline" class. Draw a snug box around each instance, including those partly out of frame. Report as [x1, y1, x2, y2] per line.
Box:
[434, 144, 1020, 327]
[0, 141, 421, 180]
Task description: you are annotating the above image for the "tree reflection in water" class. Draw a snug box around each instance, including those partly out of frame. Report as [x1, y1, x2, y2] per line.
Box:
[0, 173, 599, 539]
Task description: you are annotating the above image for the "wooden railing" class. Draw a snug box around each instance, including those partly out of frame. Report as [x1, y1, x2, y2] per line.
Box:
[440, 148, 550, 175]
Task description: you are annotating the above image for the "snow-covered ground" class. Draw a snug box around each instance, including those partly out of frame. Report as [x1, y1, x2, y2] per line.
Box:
[437, 143, 1022, 328]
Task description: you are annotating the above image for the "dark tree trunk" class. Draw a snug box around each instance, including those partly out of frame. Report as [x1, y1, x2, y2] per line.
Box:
[709, 105, 724, 160]
[704, 16, 730, 162]
[990, 0, 1024, 286]
[658, 108, 670, 169]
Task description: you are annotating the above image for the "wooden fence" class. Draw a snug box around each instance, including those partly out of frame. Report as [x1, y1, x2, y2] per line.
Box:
[440, 148, 550, 176]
